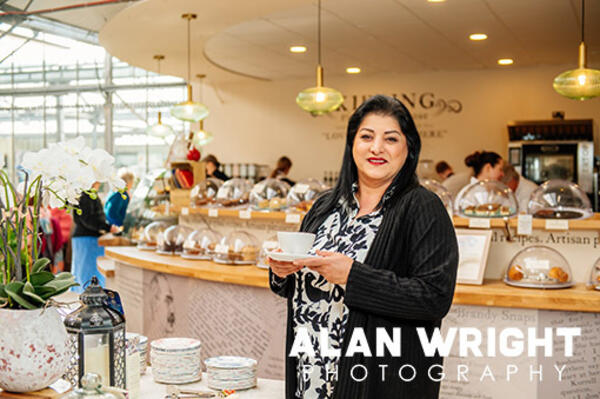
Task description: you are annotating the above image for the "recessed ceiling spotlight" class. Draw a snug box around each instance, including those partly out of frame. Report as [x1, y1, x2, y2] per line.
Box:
[290, 45, 307, 53]
[498, 58, 514, 66]
[469, 33, 488, 41]
[427, 0, 446, 2]
[346, 67, 361, 74]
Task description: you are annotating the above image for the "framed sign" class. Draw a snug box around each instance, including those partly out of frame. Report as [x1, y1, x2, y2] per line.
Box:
[455, 228, 492, 285]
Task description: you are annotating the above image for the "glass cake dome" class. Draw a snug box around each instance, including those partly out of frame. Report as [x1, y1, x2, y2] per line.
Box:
[456, 180, 518, 218]
[420, 178, 453, 216]
[527, 179, 593, 220]
[214, 178, 253, 208]
[287, 179, 327, 213]
[504, 245, 573, 289]
[139, 221, 170, 250]
[212, 230, 260, 265]
[182, 228, 222, 260]
[157, 225, 193, 255]
[256, 235, 279, 269]
[190, 178, 223, 207]
[250, 178, 290, 211]
[587, 257, 600, 291]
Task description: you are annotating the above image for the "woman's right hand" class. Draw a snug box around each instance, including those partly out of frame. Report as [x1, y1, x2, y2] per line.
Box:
[268, 258, 303, 278]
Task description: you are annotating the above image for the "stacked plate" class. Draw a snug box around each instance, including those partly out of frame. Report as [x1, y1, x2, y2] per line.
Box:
[150, 337, 202, 384]
[126, 332, 149, 375]
[205, 356, 257, 390]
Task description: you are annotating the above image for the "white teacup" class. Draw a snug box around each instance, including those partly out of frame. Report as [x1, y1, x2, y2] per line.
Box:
[277, 232, 315, 255]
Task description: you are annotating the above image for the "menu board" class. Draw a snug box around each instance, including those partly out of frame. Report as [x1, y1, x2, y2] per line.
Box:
[455, 229, 492, 285]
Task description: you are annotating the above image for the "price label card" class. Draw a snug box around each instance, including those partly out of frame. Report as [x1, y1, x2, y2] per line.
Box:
[181, 207, 189, 215]
[517, 214, 533, 235]
[239, 210, 252, 219]
[294, 183, 310, 194]
[49, 379, 71, 394]
[208, 208, 219, 218]
[525, 257, 550, 271]
[468, 218, 491, 229]
[285, 213, 301, 224]
[545, 219, 569, 230]
[215, 244, 229, 254]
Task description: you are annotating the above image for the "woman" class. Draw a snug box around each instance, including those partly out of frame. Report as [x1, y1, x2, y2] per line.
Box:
[269, 95, 458, 398]
[104, 168, 135, 227]
[72, 182, 119, 292]
[203, 154, 230, 181]
[270, 156, 295, 186]
[454, 151, 505, 210]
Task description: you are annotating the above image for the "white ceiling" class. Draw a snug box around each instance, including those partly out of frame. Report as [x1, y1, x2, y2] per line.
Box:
[6, 0, 600, 82]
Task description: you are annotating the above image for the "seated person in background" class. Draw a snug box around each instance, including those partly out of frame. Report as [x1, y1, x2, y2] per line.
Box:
[501, 164, 538, 213]
[452, 150, 505, 208]
[203, 154, 230, 181]
[104, 168, 135, 227]
[435, 160, 454, 181]
[270, 156, 295, 186]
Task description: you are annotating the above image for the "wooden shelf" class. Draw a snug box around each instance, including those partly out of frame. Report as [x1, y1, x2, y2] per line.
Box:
[105, 247, 600, 312]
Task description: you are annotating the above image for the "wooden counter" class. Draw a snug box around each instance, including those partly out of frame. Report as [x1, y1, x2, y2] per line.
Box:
[105, 246, 269, 288]
[105, 247, 600, 313]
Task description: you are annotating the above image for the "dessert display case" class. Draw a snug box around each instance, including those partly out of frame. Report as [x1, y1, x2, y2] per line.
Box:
[138, 221, 170, 250]
[156, 225, 193, 255]
[504, 245, 573, 289]
[214, 178, 253, 208]
[213, 230, 260, 265]
[250, 178, 290, 211]
[528, 179, 593, 220]
[256, 235, 279, 269]
[190, 178, 224, 207]
[456, 180, 518, 218]
[287, 178, 327, 213]
[587, 258, 600, 291]
[181, 228, 222, 260]
[420, 178, 453, 215]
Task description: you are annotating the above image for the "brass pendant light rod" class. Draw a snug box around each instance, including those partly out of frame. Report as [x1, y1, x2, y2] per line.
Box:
[578, 0, 586, 69]
[317, 0, 323, 87]
[182, 13, 197, 83]
[154, 54, 164, 120]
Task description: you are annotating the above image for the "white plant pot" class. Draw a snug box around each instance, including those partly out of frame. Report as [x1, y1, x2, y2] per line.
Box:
[0, 307, 70, 392]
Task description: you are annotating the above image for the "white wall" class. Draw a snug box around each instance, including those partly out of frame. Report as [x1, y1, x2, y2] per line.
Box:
[198, 64, 600, 181]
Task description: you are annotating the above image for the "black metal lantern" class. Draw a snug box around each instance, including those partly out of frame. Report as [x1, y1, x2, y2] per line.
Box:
[64, 277, 126, 388]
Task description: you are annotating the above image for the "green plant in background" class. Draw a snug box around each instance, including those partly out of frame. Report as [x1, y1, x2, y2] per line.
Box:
[0, 171, 78, 309]
[1, 137, 125, 310]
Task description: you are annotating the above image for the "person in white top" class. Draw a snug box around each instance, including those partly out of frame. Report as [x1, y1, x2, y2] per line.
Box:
[501, 163, 539, 214]
[453, 151, 505, 212]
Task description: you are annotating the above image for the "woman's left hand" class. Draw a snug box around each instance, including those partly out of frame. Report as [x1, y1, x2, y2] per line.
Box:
[293, 250, 353, 285]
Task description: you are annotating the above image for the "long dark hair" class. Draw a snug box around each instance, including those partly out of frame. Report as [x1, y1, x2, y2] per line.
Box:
[464, 151, 501, 177]
[314, 95, 421, 218]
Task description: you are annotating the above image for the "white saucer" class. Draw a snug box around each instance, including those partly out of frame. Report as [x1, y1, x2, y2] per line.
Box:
[266, 251, 319, 262]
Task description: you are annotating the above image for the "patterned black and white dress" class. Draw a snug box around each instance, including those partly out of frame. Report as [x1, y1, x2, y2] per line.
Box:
[292, 193, 384, 399]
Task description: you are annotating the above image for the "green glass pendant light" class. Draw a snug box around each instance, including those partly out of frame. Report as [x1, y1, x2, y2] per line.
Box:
[553, 0, 600, 100]
[296, 0, 344, 115]
[146, 55, 175, 137]
[171, 13, 210, 122]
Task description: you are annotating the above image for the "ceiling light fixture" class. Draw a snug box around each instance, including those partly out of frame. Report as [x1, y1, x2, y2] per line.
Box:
[427, 0, 446, 3]
[191, 74, 214, 147]
[469, 33, 487, 41]
[296, 0, 344, 115]
[146, 55, 175, 137]
[346, 67, 361, 74]
[290, 45, 307, 53]
[553, 0, 600, 100]
[170, 14, 210, 122]
[497, 58, 514, 66]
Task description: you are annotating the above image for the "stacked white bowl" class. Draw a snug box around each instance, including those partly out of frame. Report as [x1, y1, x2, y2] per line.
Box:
[150, 337, 202, 384]
[204, 356, 257, 390]
[126, 333, 149, 375]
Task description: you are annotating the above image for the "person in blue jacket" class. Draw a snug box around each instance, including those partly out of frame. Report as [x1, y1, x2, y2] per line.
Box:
[104, 168, 135, 227]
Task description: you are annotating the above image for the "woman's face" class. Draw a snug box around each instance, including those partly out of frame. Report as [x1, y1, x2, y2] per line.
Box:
[206, 161, 217, 175]
[352, 113, 408, 187]
[480, 159, 505, 181]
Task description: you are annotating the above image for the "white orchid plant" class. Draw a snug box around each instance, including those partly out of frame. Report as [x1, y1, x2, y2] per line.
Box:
[0, 137, 125, 309]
